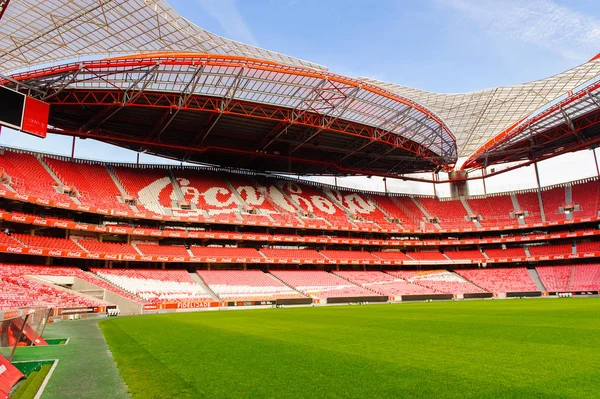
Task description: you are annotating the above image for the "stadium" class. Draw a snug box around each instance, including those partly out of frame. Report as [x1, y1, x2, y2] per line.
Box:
[0, 0, 599, 398]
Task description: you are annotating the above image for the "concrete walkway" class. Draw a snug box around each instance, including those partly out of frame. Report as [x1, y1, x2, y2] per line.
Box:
[4, 318, 130, 399]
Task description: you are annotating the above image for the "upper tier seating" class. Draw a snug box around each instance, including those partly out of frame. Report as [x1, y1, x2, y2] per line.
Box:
[417, 198, 472, 229]
[328, 189, 395, 230]
[173, 170, 241, 212]
[536, 266, 571, 291]
[527, 244, 572, 256]
[0, 264, 107, 309]
[239, 213, 272, 224]
[393, 196, 429, 229]
[135, 244, 189, 257]
[387, 270, 485, 294]
[229, 179, 295, 224]
[4, 149, 600, 234]
[333, 271, 436, 296]
[269, 270, 375, 299]
[277, 182, 355, 229]
[112, 167, 172, 214]
[0, 151, 72, 201]
[251, 178, 303, 224]
[197, 270, 303, 300]
[467, 195, 516, 227]
[570, 180, 600, 219]
[92, 268, 211, 304]
[515, 192, 543, 223]
[541, 187, 566, 222]
[44, 158, 131, 212]
[455, 268, 538, 293]
[370, 194, 416, 228]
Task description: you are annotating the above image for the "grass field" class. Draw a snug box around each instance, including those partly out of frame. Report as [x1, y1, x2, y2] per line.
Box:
[100, 299, 600, 399]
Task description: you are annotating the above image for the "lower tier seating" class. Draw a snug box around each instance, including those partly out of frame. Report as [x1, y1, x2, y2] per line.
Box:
[92, 268, 211, 304]
[455, 267, 538, 293]
[197, 270, 303, 301]
[570, 264, 600, 290]
[0, 264, 107, 309]
[387, 270, 485, 294]
[536, 266, 571, 291]
[537, 264, 600, 291]
[333, 271, 436, 296]
[269, 270, 375, 299]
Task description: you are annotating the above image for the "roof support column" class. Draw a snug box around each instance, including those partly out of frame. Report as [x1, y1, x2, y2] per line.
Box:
[594, 148, 600, 178]
[482, 168, 488, 196]
[533, 160, 546, 223]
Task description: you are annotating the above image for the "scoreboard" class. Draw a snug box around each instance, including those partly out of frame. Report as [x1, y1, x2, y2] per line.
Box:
[0, 85, 49, 138]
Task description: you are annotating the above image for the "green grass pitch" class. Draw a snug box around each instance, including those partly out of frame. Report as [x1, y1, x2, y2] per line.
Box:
[100, 299, 600, 399]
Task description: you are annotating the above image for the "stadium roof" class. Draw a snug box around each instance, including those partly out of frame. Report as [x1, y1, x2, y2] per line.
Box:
[1, 0, 600, 176]
[360, 56, 600, 160]
[5, 53, 457, 175]
[462, 78, 600, 169]
[0, 0, 325, 72]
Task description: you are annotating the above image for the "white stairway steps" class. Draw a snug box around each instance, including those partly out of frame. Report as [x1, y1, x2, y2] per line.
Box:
[527, 268, 547, 291]
[189, 272, 221, 301]
[565, 186, 573, 221]
[105, 165, 140, 212]
[37, 156, 82, 205]
[510, 193, 525, 225]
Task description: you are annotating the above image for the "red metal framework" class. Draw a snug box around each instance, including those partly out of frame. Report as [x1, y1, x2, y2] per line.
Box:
[463, 79, 600, 170]
[47, 90, 436, 158]
[5, 53, 457, 176]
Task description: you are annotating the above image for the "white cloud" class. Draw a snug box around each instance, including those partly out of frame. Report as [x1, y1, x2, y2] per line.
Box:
[196, 0, 259, 47]
[438, 0, 600, 61]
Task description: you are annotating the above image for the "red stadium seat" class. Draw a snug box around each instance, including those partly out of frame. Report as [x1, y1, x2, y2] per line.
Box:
[269, 270, 375, 299]
[197, 270, 303, 301]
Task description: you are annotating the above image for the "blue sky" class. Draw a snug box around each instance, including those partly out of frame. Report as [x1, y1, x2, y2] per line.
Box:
[178, 0, 600, 92]
[1, 0, 599, 191]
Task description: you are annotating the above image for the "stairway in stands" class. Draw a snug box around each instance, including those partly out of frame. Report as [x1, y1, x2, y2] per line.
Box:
[190, 272, 221, 301]
[527, 268, 547, 291]
[37, 156, 82, 205]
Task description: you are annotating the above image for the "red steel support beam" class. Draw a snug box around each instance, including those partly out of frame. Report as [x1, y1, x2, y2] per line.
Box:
[48, 89, 445, 163]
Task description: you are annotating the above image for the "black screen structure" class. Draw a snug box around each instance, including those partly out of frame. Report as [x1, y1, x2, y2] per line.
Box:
[0, 86, 26, 130]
